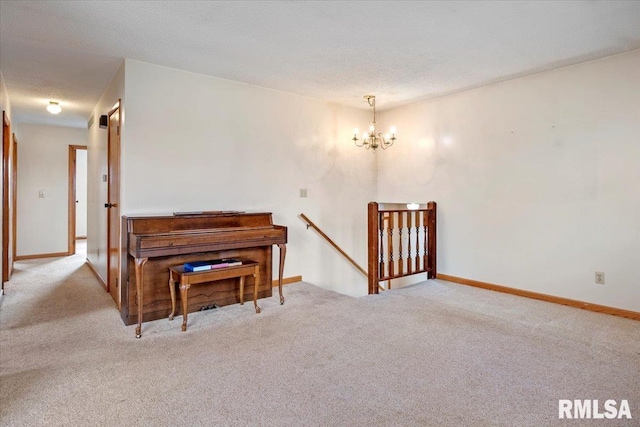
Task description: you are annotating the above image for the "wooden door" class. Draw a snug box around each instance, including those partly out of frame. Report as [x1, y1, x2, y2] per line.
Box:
[2, 111, 12, 288]
[107, 102, 121, 304]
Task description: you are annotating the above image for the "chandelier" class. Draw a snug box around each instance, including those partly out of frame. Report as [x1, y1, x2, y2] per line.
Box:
[352, 95, 396, 151]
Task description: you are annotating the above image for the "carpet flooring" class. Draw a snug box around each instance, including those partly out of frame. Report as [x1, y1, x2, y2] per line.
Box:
[1, 246, 638, 426]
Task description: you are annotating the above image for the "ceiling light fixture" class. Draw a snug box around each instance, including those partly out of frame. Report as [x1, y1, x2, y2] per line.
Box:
[47, 101, 61, 114]
[352, 95, 396, 151]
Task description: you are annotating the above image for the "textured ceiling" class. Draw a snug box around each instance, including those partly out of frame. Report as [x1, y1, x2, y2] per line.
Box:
[1, 1, 640, 128]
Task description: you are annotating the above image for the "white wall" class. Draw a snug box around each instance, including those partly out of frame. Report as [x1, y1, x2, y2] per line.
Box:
[75, 149, 87, 237]
[0, 72, 10, 122]
[15, 124, 88, 256]
[122, 59, 376, 296]
[378, 49, 640, 312]
[87, 61, 124, 282]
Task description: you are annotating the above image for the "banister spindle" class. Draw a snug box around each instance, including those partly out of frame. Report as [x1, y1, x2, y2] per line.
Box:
[389, 212, 395, 279]
[379, 212, 384, 278]
[422, 209, 428, 270]
[414, 211, 420, 272]
[407, 211, 413, 274]
[398, 211, 404, 276]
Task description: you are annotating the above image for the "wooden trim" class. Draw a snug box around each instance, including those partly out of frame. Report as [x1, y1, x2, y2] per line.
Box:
[379, 269, 432, 281]
[15, 251, 69, 260]
[2, 111, 11, 284]
[11, 134, 17, 264]
[86, 258, 108, 289]
[437, 273, 640, 321]
[68, 146, 75, 255]
[107, 100, 120, 117]
[76, 236, 87, 240]
[272, 275, 302, 287]
[68, 145, 87, 255]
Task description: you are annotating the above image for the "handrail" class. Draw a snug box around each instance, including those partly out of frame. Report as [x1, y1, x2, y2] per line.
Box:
[300, 213, 367, 277]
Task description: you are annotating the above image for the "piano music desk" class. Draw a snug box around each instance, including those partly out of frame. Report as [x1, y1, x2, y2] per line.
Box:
[168, 261, 261, 332]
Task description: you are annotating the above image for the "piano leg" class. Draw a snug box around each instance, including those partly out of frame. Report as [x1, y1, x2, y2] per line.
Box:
[277, 243, 287, 305]
[135, 257, 148, 338]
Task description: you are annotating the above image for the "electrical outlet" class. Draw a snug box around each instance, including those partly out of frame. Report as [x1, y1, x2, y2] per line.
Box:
[595, 271, 605, 285]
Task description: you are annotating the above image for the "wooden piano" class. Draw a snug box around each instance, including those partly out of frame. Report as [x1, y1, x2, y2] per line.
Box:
[121, 211, 287, 338]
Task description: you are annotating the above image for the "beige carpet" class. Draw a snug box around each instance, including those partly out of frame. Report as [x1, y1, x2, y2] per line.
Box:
[1, 247, 639, 426]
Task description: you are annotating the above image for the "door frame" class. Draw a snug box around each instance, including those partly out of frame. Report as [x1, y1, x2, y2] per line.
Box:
[12, 134, 17, 264]
[68, 145, 87, 255]
[2, 111, 11, 288]
[106, 100, 121, 303]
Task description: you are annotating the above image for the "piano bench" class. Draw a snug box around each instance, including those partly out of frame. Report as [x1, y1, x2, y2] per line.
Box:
[167, 260, 261, 332]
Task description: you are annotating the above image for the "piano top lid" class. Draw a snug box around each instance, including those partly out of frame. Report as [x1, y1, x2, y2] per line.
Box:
[123, 211, 272, 220]
[124, 211, 280, 235]
[173, 210, 244, 216]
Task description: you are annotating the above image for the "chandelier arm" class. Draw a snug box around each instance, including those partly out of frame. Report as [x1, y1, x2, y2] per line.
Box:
[378, 132, 393, 150]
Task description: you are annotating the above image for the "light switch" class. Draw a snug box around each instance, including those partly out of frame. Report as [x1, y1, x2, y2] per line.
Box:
[38, 190, 45, 198]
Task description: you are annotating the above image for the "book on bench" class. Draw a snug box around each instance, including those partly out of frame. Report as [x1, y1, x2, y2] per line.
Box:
[184, 259, 242, 272]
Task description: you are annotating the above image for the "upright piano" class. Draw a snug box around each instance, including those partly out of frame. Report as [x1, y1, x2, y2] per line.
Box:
[121, 211, 287, 338]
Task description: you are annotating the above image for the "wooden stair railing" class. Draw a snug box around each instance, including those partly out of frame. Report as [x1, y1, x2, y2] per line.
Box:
[368, 202, 437, 294]
[302, 202, 436, 296]
[300, 213, 368, 278]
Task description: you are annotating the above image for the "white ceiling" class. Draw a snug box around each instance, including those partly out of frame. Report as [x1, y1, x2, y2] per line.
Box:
[1, 1, 640, 128]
